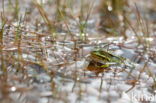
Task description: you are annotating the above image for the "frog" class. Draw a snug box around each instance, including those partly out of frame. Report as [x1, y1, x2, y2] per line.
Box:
[87, 49, 129, 75]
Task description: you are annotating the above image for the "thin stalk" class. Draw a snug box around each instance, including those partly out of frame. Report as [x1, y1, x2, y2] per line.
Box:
[33, 0, 56, 42]
[77, 0, 94, 41]
[0, 11, 7, 74]
[14, 16, 23, 72]
[14, 0, 20, 20]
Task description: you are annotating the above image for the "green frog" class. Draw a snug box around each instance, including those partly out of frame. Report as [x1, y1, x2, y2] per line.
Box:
[87, 49, 130, 74]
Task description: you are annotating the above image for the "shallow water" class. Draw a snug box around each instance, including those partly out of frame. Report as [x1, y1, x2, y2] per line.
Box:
[0, 0, 156, 103]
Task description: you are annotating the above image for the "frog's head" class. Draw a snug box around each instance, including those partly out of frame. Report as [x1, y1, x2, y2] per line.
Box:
[90, 49, 111, 62]
[91, 49, 125, 63]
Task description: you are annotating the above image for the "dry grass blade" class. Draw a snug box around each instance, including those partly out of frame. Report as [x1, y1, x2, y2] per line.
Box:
[33, 1, 52, 26]
[33, 0, 56, 41]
